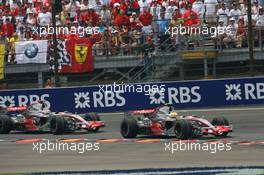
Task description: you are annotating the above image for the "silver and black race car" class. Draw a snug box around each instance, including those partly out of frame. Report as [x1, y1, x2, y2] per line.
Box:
[120, 104, 232, 139]
[0, 100, 104, 135]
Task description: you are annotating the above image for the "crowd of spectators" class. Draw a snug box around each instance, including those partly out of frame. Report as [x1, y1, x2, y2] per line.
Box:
[0, 0, 264, 63]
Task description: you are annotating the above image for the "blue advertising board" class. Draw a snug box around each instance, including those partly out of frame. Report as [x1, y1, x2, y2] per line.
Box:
[0, 77, 263, 113]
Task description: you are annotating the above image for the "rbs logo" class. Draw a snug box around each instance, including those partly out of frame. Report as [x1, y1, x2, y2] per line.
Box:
[244, 83, 264, 100]
[168, 86, 201, 104]
[0, 94, 50, 109]
[93, 91, 125, 108]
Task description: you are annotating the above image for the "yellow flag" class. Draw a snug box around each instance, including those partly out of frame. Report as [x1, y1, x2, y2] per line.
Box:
[0, 44, 5, 80]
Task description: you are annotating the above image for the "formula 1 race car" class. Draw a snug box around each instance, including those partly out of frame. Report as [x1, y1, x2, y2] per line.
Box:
[120, 105, 232, 139]
[0, 101, 104, 135]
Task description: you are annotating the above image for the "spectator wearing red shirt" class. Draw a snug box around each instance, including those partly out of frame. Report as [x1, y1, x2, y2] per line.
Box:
[110, 0, 121, 9]
[79, 8, 89, 25]
[130, 0, 140, 14]
[183, 8, 201, 47]
[2, 18, 15, 38]
[120, 0, 129, 13]
[33, 0, 43, 14]
[114, 10, 130, 28]
[2, 5, 12, 17]
[139, 7, 153, 26]
[80, 7, 99, 27]
[183, 9, 200, 26]
[236, 19, 245, 48]
[139, 7, 153, 34]
[88, 8, 100, 27]
[112, 3, 121, 18]
[130, 12, 142, 30]
[0, 19, 4, 38]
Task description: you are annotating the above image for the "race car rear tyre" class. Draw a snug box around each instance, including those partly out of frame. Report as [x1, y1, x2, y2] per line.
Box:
[0, 115, 13, 134]
[174, 120, 192, 140]
[120, 117, 138, 138]
[211, 117, 229, 137]
[50, 116, 65, 135]
[84, 113, 101, 121]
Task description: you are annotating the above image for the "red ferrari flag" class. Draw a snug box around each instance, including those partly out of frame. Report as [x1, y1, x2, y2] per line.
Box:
[59, 37, 95, 73]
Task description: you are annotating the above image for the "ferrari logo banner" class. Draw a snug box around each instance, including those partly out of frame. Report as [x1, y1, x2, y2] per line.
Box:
[59, 38, 94, 73]
[74, 45, 88, 64]
[0, 44, 5, 80]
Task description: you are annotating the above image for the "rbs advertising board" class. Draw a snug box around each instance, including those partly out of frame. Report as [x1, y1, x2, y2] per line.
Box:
[0, 77, 263, 113]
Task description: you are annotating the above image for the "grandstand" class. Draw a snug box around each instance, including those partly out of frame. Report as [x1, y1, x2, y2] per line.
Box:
[0, 0, 264, 89]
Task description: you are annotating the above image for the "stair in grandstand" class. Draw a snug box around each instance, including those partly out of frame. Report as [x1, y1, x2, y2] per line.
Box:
[142, 52, 182, 82]
[116, 34, 216, 84]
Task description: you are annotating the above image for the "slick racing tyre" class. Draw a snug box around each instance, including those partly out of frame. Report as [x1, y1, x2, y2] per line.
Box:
[120, 117, 138, 138]
[50, 116, 66, 135]
[83, 113, 101, 121]
[0, 115, 13, 134]
[174, 120, 192, 140]
[211, 117, 229, 137]
[212, 116, 229, 126]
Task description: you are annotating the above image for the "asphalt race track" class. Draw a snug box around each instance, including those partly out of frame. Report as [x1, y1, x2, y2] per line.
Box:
[0, 106, 264, 173]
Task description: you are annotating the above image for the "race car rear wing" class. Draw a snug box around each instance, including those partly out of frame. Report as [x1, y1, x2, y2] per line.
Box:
[130, 109, 155, 115]
[7, 106, 27, 113]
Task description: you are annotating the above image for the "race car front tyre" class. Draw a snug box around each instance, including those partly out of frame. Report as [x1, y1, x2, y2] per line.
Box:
[0, 115, 13, 134]
[120, 118, 138, 138]
[211, 117, 229, 137]
[50, 117, 66, 135]
[84, 113, 101, 132]
[211, 117, 229, 126]
[174, 120, 192, 140]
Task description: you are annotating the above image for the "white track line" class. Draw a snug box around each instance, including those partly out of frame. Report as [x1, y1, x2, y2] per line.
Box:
[177, 107, 264, 112]
[100, 107, 264, 115]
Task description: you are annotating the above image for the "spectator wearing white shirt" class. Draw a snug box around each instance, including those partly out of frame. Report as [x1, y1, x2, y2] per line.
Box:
[212, 19, 227, 47]
[26, 11, 37, 28]
[165, 1, 178, 20]
[229, 3, 242, 22]
[26, 2, 37, 15]
[17, 26, 26, 41]
[252, 1, 259, 21]
[138, 0, 151, 13]
[150, 0, 161, 19]
[192, 0, 205, 20]
[65, 0, 80, 22]
[100, 0, 110, 6]
[15, 9, 25, 32]
[223, 17, 238, 48]
[162, 0, 169, 8]
[101, 5, 111, 25]
[217, 3, 229, 25]
[256, 7, 264, 27]
[89, 0, 97, 7]
[204, 0, 218, 24]
[79, 0, 89, 11]
[94, 0, 103, 14]
[10, 0, 18, 9]
[37, 6, 52, 26]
